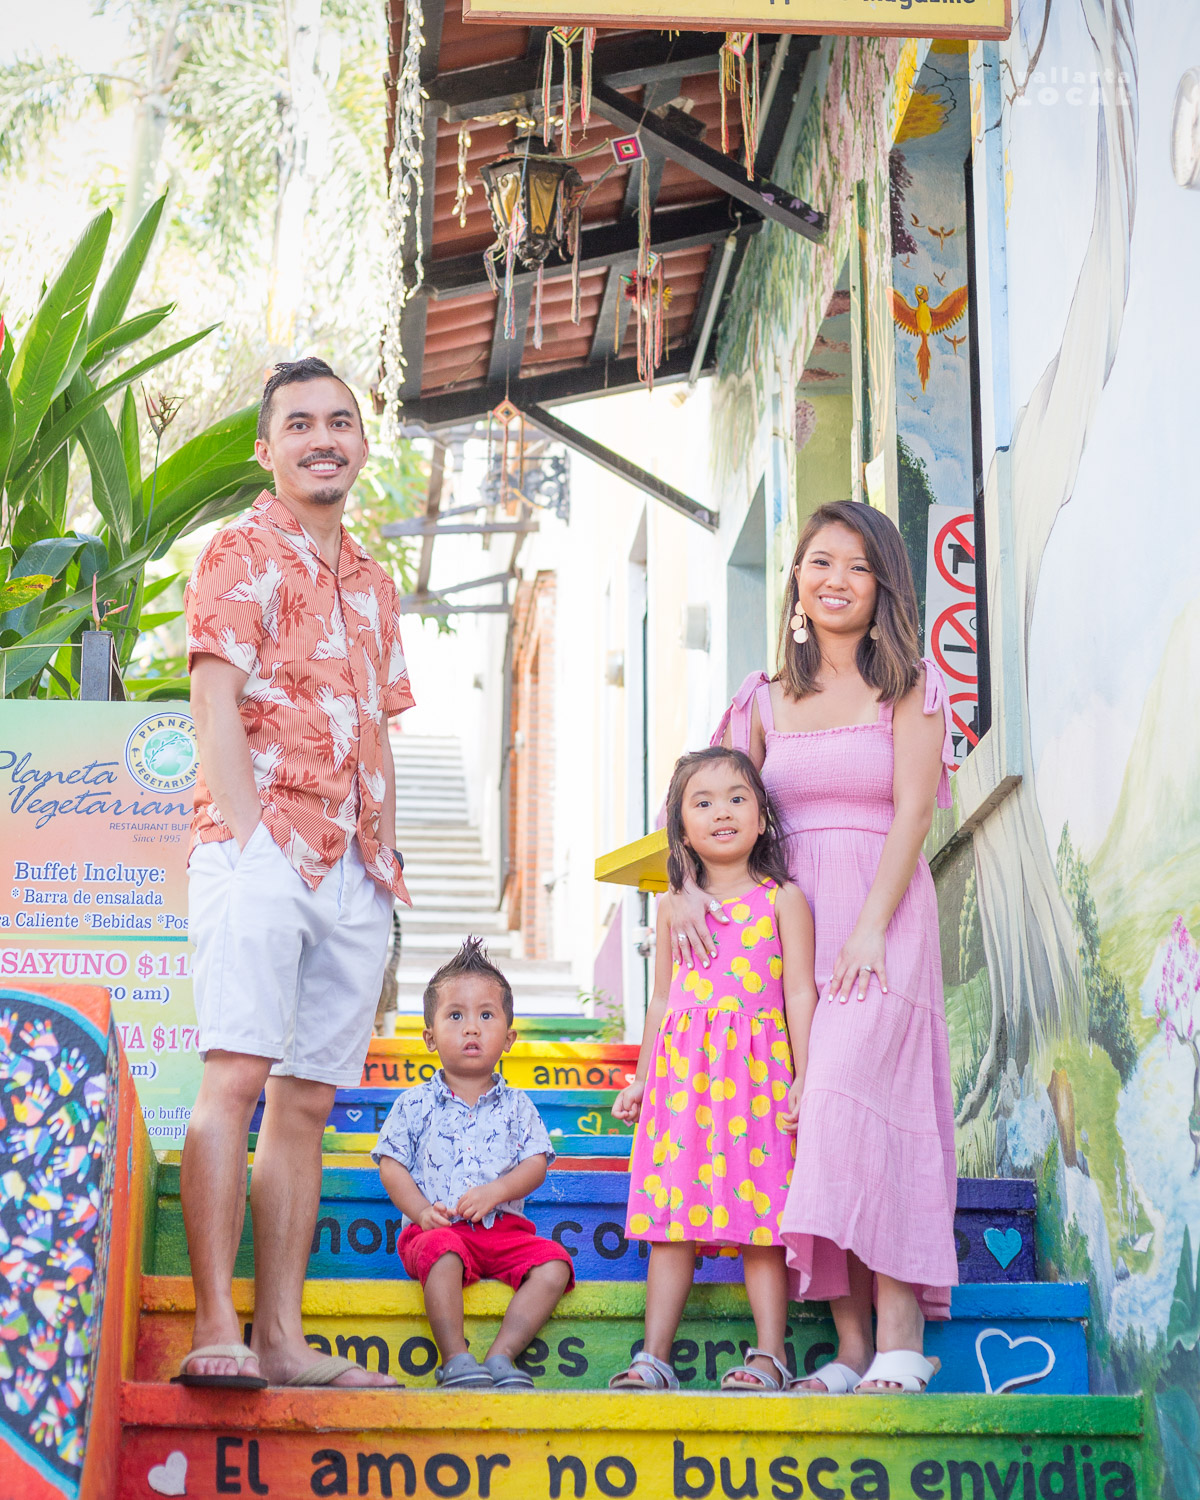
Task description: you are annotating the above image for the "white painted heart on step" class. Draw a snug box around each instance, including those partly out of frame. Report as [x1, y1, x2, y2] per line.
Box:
[974, 1328, 1056, 1395]
[148, 1450, 188, 1495]
[346, 1109, 363, 1123]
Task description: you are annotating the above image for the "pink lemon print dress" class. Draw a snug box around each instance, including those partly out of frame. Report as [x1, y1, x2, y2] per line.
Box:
[714, 661, 959, 1319]
[625, 880, 797, 1250]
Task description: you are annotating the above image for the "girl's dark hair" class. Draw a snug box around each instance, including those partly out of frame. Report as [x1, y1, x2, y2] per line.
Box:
[665, 747, 791, 892]
[776, 500, 920, 704]
[423, 935, 514, 1026]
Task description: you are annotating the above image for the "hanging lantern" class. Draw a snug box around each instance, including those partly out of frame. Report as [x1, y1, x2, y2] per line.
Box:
[480, 136, 582, 270]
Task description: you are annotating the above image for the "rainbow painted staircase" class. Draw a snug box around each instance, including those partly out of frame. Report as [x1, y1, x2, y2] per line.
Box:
[0, 986, 1149, 1500]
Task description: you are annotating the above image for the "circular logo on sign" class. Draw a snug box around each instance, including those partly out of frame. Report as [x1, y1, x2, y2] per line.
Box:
[125, 712, 198, 793]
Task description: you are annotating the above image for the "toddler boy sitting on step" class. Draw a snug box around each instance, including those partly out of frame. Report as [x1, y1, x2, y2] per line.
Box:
[373, 937, 574, 1389]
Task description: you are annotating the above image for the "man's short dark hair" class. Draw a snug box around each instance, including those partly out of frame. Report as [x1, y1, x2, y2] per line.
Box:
[257, 356, 363, 442]
[423, 936, 514, 1027]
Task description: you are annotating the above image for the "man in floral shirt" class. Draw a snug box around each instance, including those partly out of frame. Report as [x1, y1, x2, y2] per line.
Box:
[176, 358, 411, 1390]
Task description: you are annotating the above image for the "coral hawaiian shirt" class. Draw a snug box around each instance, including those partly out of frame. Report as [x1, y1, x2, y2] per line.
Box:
[372, 1071, 555, 1227]
[185, 490, 413, 902]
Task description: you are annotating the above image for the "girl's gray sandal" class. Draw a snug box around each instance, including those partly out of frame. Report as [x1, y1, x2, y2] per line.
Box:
[720, 1348, 791, 1392]
[608, 1350, 680, 1391]
[483, 1354, 536, 1390]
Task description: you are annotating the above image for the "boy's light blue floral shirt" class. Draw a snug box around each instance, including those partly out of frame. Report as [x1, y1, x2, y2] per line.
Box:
[372, 1070, 556, 1227]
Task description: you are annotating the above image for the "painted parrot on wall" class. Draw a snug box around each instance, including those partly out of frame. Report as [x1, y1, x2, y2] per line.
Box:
[889, 283, 969, 390]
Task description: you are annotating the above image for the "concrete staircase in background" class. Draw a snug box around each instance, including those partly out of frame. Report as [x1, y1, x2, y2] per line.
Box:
[391, 732, 579, 1018]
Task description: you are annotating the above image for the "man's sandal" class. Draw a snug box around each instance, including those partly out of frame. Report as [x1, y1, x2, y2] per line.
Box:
[283, 1355, 396, 1387]
[855, 1351, 940, 1393]
[483, 1354, 535, 1390]
[720, 1349, 791, 1393]
[435, 1352, 494, 1389]
[608, 1351, 679, 1391]
[788, 1361, 863, 1395]
[171, 1344, 268, 1390]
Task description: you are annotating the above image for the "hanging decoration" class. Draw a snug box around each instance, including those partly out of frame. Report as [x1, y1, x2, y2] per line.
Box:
[481, 135, 584, 351]
[542, 26, 597, 156]
[622, 255, 672, 388]
[380, 0, 427, 435]
[718, 31, 760, 179]
[453, 123, 474, 228]
[486, 399, 526, 514]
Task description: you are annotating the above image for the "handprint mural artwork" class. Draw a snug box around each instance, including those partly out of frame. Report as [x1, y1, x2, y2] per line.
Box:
[1154, 919, 1200, 1175]
[0, 991, 114, 1486]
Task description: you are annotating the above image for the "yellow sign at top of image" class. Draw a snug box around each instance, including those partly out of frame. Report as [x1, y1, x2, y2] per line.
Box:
[463, 0, 1010, 38]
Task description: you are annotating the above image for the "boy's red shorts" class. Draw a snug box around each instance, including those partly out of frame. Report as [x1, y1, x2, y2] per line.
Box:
[398, 1212, 575, 1292]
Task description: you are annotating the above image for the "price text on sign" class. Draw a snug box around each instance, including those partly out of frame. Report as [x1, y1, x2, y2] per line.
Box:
[463, 0, 1011, 39]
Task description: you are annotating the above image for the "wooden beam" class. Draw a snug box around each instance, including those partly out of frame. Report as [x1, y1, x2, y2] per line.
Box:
[413, 440, 447, 596]
[417, 0, 445, 82]
[427, 32, 731, 121]
[400, 571, 512, 606]
[384, 520, 540, 537]
[397, 123, 440, 402]
[397, 344, 704, 430]
[425, 199, 760, 300]
[589, 79, 827, 242]
[520, 402, 717, 531]
[487, 279, 533, 384]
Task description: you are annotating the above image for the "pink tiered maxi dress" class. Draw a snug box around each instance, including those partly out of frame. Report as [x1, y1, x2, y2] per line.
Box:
[714, 661, 959, 1319]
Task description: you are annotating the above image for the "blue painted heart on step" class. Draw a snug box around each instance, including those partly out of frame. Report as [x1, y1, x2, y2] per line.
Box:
[975, 1328, 1056, 1394]
[984, 1226, 1023, 1270]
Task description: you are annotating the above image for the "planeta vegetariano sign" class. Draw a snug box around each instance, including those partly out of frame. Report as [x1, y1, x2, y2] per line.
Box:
[463, 0, 1011, 38]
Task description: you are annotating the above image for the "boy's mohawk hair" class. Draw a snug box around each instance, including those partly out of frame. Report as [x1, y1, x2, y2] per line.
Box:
[423, 934, 514, 1026]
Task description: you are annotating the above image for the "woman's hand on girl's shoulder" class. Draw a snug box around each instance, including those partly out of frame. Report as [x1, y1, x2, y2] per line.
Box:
[664, 884, 728, 971]
[612, 1079, 646, 1123]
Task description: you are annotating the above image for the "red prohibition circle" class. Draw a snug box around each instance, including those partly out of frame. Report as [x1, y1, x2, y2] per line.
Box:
[932, 602, 977, 685]
[950, 691, 980, 750]
[934, 514, 976, 595]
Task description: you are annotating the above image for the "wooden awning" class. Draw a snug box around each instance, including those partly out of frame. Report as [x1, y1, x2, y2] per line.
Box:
[383, 2, 826, 431]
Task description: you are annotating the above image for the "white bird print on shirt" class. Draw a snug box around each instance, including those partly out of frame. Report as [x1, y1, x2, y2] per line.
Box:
[316, 684, 357, 768]
[286, 826, 329, 885]
[277, 528, 321, 585]
[243, 660, 297, 710]
[251, 743, 285, 797]
[360, 652, 382, 724]
[324, 784, 360, 839]
[360, 765, 386, 805]
[310, 604, 349, 661]
[387, 636, 407, 687]
[220, 557, 285, 642]
[208, 628, 258, 676]
[344, 589, 383, 656]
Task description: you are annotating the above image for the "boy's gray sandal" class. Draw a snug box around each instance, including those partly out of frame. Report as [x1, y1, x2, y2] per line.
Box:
[608, 1351, 679, 1391]
[483, 1354, 536, 1390]
[435, 1352, 494, 1389]
[720, 1349, 791, 1393]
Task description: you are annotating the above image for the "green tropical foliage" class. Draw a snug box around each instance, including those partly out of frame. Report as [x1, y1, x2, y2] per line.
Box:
[1056, 824, 1139, 1084]
[0, 195, 261, 699]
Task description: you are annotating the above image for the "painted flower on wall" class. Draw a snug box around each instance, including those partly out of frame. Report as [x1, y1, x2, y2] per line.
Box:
[1154, 917, 1200, 1173]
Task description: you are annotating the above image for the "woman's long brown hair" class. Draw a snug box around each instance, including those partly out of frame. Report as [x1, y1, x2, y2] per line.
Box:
[776, 500, 921, 704]
[665, 747, 791, 893]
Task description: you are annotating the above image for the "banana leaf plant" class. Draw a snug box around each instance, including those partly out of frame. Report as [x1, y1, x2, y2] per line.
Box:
[0, 194, 262, 698]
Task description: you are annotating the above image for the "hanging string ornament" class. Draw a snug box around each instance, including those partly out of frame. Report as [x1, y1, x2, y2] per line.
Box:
[542, 27, 597, 156]
[622, 253, 672, 389]
[486, 399, 526, 513]
[453, 123, 473, 228]
[379, 0, 428, 436]
[719, 32, 760, 179]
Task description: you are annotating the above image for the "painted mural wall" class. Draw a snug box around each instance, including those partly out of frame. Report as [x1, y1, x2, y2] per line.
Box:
[715, 1, 1200, 1493]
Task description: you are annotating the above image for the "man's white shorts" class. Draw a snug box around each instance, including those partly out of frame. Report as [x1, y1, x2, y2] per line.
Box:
[188, 824, 393, 1087]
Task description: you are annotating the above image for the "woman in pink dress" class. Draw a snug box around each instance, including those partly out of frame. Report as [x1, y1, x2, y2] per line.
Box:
[668, 500, 958, 1394]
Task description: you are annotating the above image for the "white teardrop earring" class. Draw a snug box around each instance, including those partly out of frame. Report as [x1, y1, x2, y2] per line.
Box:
[790, 607, 808, 645]
[869, 622, 880, 641]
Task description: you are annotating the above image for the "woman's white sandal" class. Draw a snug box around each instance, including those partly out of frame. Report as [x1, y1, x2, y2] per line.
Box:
[608, 1351, 679, 1391]
[855, 1351, 940, 1393]
[788, 1361, 862, 1395]
[720, 1349, 791, 1393]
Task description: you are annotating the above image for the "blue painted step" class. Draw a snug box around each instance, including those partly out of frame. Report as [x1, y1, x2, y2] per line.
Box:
[253, 1087, 633, 1139]
[153, 1165, 1035, 1285]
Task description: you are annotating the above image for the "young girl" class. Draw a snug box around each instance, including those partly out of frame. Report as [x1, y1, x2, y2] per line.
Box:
[609, 747, 818, 1393]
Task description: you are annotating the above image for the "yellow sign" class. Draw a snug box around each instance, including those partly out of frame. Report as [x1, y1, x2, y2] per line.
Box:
[463, 0, 1010, 38]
